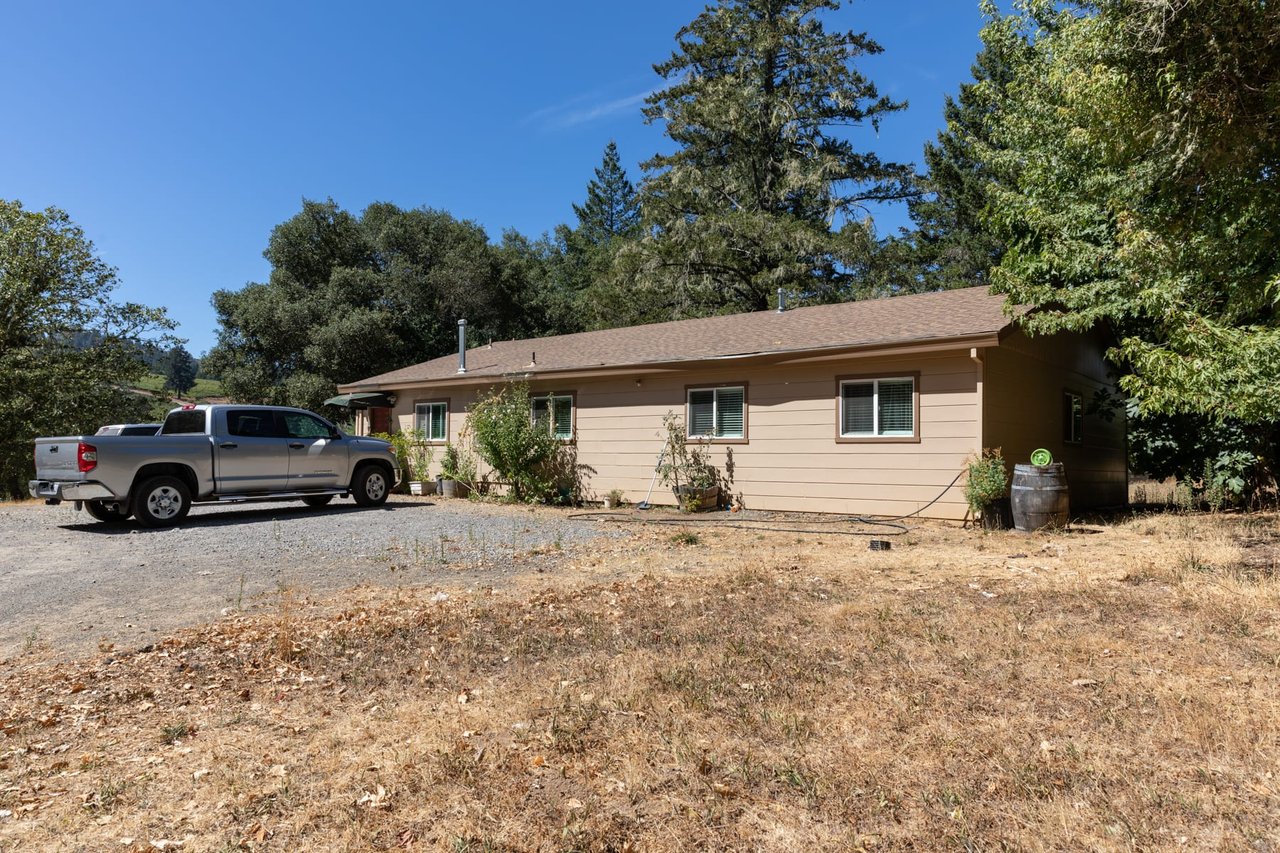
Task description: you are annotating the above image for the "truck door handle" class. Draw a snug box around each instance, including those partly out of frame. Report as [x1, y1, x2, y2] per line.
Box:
[289, 442, 305, 449]
[219, 442, 238, 449]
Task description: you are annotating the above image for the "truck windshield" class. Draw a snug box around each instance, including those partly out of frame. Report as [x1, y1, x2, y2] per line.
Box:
[162, 411, 206, 434]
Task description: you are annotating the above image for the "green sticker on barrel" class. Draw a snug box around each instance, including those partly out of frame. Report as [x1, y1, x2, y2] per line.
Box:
[1030, 448, 1053, 466]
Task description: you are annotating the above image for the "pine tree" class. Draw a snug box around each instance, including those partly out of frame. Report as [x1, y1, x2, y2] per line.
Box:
[900, 31, 1025, 292]
[572, 141, 640, 245]
[163, 345, 197, 397]
[629, 0, 915, 317]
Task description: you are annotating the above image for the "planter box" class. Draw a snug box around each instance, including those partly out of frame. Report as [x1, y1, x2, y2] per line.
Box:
[674, 485, 719, 512]
[409, 481, 425, 496]
[440, 479, 469, 499]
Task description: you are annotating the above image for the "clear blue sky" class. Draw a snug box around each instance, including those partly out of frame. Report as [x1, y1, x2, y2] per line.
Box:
[4, 1, 990, 357]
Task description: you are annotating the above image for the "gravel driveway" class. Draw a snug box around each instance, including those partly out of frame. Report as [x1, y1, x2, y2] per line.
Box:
[0, 496, 621, 659]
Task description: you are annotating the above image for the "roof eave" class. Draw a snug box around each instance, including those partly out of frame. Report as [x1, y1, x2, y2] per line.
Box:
[337, 330, 1007, 393]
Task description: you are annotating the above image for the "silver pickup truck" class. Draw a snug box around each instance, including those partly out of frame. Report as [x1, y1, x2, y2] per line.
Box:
[29, 404, 400, 527]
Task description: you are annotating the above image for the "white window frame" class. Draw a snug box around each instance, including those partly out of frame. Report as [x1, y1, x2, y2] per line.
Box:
[686, 385, 746, 440]
[530, 393, 574, 440]
[414, 401, 448, 442]
[1063, 390, 1084, 444]
[838, 376, 916, 439]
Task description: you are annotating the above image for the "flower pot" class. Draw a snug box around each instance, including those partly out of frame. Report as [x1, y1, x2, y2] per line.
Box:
[409, 481, 425, 496]
[441, 479, 469, 499]
[674, 485, 719, 512]
[603, 497, 615, 509]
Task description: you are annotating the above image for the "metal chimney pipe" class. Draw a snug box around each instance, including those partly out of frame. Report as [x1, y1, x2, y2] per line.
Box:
[457, 319, 467, 374]
[777, 288, 785, 313]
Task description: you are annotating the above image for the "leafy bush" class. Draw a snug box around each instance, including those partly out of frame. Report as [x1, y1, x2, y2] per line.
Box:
[657, 412, 719, 491]
[466, 383, 559, 501]
[439, 442, 477, 484]
[964, 448, 1008, 517]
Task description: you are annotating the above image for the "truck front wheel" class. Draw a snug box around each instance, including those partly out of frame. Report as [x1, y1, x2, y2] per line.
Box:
[133, 476, 192, 528]
[352, 465, 390, 507]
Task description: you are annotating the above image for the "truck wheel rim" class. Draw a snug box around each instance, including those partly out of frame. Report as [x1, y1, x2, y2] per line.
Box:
[147, 486, 182, 519]
[366, 473, 386, 500]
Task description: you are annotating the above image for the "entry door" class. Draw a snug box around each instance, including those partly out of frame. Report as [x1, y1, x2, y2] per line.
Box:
[280, 411, 346, 490]
[215, 409, 290, 493]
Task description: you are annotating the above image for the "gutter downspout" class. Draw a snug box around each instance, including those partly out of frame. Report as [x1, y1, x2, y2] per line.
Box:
[457, 319, 467, 374]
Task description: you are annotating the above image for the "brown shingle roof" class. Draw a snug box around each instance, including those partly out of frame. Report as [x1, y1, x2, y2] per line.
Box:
[342, 286, 1014, 389]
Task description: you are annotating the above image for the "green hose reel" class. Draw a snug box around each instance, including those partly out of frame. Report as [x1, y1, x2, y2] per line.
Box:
[1030, 448, 1053, 466]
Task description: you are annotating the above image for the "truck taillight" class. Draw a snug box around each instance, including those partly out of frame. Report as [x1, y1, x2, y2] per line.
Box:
[77, 442, 98, 473]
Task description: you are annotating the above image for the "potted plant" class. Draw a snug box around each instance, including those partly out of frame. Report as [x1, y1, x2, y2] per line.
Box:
[965, 447, 1009, 530]
[394, 428, 433, 496]
[439, 442, 476, 499]
[603, 488, 625, 509]
[657, 412, 721, 512]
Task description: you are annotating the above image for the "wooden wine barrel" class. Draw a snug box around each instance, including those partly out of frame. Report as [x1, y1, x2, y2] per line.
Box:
[1011, 463, 1069, 531]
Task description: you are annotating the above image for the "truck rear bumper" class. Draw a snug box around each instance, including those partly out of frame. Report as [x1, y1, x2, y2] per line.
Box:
[28, 480, 115, 502]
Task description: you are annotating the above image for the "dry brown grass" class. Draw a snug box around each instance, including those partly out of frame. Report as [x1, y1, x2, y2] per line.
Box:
[2, 510, 1279, 851]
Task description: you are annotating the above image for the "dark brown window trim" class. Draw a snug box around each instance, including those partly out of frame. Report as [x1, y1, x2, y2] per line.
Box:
[412, 398, 450, 444]
[834, 372, 922, 445]
[683, 382, 749, 445]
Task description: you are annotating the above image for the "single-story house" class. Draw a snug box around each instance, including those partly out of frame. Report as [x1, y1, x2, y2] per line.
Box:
[337, 286, 1126, 519]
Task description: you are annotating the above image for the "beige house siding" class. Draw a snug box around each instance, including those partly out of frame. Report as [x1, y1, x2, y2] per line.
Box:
[384, 350, 983, 519]
[983, 329, 1127, 509]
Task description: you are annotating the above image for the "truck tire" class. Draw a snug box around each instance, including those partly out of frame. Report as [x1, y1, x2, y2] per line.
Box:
[351, 464, 390, 507]
[84, 500, 131, 523]
[302, 495, 334, 508]
[132, 476, 192, 528]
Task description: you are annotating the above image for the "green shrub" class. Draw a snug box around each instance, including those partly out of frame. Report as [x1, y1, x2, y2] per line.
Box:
[466, 383, 559, 501]
[964, 448, 1008, 517]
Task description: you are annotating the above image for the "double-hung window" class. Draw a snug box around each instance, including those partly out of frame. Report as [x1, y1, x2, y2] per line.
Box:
[1063, 390, 1084, 444]
[839, 377, 916, 438]
[531, 393, 574, 440]
[414, 401, 448, 442]
[687, 385, 746, 440]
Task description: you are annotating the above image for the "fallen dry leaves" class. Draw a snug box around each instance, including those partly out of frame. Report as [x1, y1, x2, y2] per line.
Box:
[0, 509, 1277, 851]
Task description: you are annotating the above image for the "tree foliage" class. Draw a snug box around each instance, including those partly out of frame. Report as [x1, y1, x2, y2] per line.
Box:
[980, 0, 1280, 426]
[885, 16, 1030, 293]
[0, 200, 173, 497]
[465, 383, 560, 502]
[616, 0, 915, 322]
[572, 140, 640, 247]
[162, 345, 197, 397]
[205, 199, 547, 411]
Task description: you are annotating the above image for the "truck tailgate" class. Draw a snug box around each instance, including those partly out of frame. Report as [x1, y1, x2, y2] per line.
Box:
[33, 438, 88, 481]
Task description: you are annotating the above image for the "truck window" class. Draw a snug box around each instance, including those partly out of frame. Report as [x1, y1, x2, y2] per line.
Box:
[227, 410, 281, 438]
[162, 411, 206, 434]
[281, 412, 334, 439]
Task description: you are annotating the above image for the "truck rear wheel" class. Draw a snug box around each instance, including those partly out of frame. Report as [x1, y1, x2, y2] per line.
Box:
[133, 476, 192, 528]
[84, 500, 131, 523]
[352, 465, 390, 507]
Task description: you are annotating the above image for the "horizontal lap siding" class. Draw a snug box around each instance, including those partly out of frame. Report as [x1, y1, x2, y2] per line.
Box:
[570, 354, 979, 518]
[382, 354, 980, 518]
[983, 330, 1127, 509]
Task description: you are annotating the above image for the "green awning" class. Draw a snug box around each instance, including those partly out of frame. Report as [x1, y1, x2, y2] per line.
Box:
[323, 392, 395, 409]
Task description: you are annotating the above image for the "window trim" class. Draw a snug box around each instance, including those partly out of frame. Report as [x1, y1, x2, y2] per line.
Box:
[834, 372, 921, 444]
[413, 399, 450, 444]
[1063, 388, 1084, 445]
[530, 391, 576, 442]
[684, 383, 749, 444]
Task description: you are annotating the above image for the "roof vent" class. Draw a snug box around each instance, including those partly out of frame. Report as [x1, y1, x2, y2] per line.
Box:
[777, 288, 786, 313]
[528, 350, 537, 368]
[457, 319, 467, 374]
